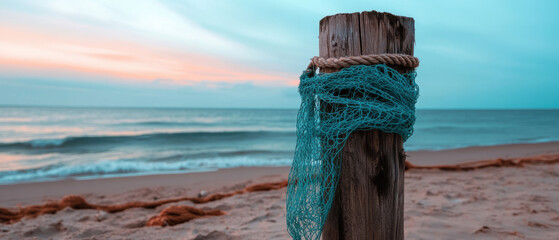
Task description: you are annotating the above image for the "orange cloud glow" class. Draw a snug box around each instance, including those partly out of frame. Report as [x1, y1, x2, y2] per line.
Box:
[0, 24, 294, 86]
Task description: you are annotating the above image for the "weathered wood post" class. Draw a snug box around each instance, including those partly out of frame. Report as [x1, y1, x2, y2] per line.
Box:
[320, 11, 414, 240]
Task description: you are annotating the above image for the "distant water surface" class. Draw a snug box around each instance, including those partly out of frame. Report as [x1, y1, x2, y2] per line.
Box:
[0, 107, 558, 184]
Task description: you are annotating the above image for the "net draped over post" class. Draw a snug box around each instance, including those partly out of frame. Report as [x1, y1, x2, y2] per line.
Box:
[286, 64, 419, 240]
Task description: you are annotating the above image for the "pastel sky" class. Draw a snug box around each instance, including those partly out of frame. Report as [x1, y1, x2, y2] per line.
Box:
[1, 0, 558, 109]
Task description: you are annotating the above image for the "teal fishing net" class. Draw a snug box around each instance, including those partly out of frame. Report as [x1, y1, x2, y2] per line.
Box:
[286, 64, 419, 240]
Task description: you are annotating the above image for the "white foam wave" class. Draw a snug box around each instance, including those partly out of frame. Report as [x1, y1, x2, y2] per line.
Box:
[0, 157, 292, 184]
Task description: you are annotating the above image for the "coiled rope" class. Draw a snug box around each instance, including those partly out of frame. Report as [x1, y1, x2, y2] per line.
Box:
[308, 53, 419, 70]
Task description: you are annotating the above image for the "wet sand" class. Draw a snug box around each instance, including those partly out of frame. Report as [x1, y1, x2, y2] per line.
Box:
[1, 142, 558, 239]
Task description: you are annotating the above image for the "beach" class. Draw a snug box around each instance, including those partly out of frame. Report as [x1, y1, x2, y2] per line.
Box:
[1, 142, 558, 239]
[2, 1, 558, 239]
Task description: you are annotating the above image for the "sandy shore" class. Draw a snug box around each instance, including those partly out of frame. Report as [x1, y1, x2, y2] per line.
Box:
[1, 142, 559, 239]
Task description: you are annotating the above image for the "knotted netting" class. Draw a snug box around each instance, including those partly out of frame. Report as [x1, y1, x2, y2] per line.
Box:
[286, 64, 419, 240]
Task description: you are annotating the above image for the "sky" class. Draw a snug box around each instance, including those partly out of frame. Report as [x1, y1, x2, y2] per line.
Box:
[0, 0, 558, 109]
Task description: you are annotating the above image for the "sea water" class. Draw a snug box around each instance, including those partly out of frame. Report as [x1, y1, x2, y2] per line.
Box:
[0, 106, 558, 184]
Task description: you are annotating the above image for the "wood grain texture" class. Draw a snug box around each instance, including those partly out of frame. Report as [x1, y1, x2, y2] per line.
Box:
[319, 13, 361, 73]
[320, 10, 414, 240]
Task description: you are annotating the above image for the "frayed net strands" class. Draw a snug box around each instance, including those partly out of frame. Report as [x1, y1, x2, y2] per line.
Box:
[286, 53, 419, 240]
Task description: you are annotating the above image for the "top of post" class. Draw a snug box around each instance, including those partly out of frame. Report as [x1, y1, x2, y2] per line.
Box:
[319, 10, 414, 28]
[318, 10, 415, 73]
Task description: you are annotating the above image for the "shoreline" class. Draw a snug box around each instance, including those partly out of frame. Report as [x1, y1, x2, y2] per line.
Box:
[408, 141, 559, 165]
[0, 166, 290, 207]
[1, 141, 558, 239]
[1, 141, 559, 207]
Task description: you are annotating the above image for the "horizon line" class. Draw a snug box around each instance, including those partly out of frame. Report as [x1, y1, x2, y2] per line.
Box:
[1, 104, 558, 111]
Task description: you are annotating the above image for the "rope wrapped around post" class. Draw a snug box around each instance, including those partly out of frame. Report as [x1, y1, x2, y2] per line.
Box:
[306, 53, 419, 72]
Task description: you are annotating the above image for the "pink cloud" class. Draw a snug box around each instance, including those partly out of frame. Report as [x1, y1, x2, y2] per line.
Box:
[0, 21, 295, 86]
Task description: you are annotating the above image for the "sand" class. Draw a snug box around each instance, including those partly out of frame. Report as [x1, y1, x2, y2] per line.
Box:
[1, 142, 559, 239]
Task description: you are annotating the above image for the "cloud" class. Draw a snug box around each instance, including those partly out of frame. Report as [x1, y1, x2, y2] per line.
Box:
[30, 0, 262, 59]
[1, 0, 559, 108]
[0, 12, 294, 86]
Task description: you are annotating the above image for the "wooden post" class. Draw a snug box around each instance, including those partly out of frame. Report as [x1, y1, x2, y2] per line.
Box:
[320, 11, 414, 240]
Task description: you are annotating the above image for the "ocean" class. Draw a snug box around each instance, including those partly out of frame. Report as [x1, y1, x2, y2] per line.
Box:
[0, 106, 558, 184]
